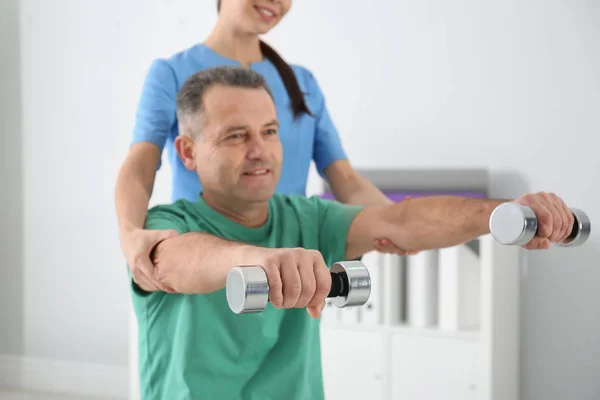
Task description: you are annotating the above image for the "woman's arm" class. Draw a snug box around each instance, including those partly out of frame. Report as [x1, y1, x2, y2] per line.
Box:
[115, 142, 176, 292]
[115, 142, 161, 234]
[324, 160, 393, 206]
[115, 58, 179, 291]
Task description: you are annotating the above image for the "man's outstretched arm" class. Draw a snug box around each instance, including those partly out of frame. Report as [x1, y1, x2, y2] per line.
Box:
[138, 233, 268, 294]
[344, 193, 574, 260]
[137, 228, 334, 314]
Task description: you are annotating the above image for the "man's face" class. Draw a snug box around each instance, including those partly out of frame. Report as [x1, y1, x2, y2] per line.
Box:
[180, 85, 282, 205]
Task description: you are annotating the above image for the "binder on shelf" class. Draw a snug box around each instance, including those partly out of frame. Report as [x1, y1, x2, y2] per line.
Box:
[383, 253, 404, 325]
[406, 250, 439, 328]
[438, 243, 481, 331]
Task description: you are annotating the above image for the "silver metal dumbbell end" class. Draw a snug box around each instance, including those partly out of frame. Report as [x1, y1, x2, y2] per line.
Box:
[226, 265, 269, 314]
[225, 261, 371, 314]
[489, 202, 591, 247]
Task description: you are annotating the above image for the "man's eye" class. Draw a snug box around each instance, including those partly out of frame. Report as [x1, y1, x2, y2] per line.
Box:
[227, 133, 243, 140]
[265, 129, 278, 135]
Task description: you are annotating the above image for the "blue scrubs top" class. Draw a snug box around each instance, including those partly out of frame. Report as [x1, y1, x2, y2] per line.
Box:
[131, 43, 348, 202]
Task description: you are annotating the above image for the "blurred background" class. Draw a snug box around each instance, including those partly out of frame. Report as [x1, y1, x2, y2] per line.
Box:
[0, 1, 598, 399]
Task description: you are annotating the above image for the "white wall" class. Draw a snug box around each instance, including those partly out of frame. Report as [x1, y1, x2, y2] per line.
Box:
[0, 0, 24, 359]
[274, 3, 600, 400]
[3, 0, 599, 399]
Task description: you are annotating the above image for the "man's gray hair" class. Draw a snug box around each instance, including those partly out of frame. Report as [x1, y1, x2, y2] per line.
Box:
[176, 66, 274, 138]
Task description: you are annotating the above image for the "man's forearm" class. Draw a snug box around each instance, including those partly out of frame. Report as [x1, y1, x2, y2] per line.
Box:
[150, 233, 265, 294]
[381, 196, 507, 251]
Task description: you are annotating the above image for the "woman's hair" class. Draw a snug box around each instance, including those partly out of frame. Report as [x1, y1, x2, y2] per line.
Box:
[216, 0, 312, 119]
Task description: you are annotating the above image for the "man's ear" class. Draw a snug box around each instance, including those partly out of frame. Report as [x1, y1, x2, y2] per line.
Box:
[174, 135, 196, 171]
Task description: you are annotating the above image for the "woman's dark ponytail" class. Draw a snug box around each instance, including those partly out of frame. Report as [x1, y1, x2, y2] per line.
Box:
[217, 0, 313, 119]
[259, 40, 313, 119]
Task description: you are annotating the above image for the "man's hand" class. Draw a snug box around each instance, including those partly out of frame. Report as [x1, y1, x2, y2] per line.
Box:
[345, 190, 579, 260]
[515, 192, 575, 250]
[120, 228, 179, 293]
[254, 248, 332, 319]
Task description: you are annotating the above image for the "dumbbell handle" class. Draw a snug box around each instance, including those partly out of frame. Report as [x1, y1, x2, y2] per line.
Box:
[489, 202, 591, 246]
[226, 261, 370, 314]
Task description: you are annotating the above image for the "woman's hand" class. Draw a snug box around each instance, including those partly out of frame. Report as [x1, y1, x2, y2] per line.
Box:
[374, 195, 419, 256]
[121, 228, 179, 293]
[374, 239, 419, 256]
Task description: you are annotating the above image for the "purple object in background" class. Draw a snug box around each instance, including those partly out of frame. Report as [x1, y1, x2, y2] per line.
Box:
[319, 191, 486, 202]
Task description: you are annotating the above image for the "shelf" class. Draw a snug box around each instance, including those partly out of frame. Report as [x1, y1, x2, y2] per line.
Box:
[388, 324, 480, 341]
[321, 321, 480, 342]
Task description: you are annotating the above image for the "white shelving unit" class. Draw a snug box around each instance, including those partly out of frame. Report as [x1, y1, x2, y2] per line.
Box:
[319, 234, 521, 400]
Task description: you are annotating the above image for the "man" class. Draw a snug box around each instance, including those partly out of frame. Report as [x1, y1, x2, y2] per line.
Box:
[129, 66, 574, 399]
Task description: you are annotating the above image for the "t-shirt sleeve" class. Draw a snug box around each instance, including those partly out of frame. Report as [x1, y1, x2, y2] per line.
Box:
[130, 58, 178, 168]
[313, 196, 363, 265]
[305, 70, 349, 178]
[143, 203, 190, 234]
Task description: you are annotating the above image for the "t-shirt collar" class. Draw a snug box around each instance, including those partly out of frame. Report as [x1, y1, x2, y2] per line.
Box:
[195, 192, 274, 241]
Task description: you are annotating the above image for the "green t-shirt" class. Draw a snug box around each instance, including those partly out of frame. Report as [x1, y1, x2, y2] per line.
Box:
[129, 193, 363, 400]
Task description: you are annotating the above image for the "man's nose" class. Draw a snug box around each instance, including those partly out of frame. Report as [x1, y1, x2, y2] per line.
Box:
[246, 134, 267, 159]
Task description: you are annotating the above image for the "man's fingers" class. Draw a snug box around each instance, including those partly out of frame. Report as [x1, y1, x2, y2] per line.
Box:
[531, 204, 553, 239]
[306, 300, 326, 319]
[280, 259, 302, 308]
[523, 237, 550, 250]
[542, 193, 563, 242]
[306, 305, 320, 319]
[296, 252, 317, 308]
[565, 204, 575, 242]
[517, 192, 577, 245]
[264, 260, 284, 308]
[557, 196, 574, 242]
[517, 194, 547, 238]
[308, 253, 331, 309]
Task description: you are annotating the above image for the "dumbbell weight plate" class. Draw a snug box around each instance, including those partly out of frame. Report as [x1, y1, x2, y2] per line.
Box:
[330, 261, 371, 308]
[557, 208, 591, 247]
[489, 203, 538, 246]
[226, 265, 269, 314]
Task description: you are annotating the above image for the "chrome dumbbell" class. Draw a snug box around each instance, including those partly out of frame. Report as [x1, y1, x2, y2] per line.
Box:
[489, 202, 591, 246]
[225, 260, 371, 314]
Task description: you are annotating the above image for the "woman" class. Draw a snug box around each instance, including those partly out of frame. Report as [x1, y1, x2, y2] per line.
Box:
[115, 0, 405, 292]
